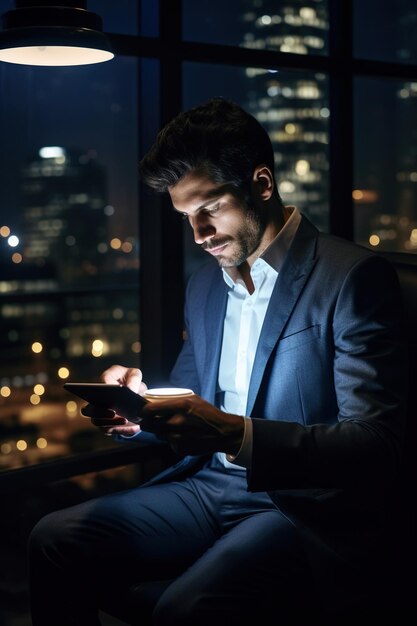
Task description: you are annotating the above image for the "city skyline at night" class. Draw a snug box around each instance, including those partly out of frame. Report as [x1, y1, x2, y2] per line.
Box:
[0, 142, 140, 471]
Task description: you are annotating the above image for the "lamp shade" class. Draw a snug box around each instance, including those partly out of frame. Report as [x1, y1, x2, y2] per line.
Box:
[0, 1, 114, 66]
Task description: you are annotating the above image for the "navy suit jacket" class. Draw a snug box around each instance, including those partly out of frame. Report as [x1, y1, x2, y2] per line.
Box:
[143, 215, 407, 590]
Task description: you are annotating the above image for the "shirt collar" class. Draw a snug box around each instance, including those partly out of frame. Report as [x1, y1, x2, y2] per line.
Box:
[222, 206, 301, 288]
[260, 205, 301, 272]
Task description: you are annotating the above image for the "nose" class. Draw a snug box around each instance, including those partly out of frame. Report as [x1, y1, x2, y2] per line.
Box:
[189, 214, 216, 244]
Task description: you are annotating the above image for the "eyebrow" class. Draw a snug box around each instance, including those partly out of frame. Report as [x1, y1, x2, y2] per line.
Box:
[172, 183, 234, 215]
[173, 198, 220, 215]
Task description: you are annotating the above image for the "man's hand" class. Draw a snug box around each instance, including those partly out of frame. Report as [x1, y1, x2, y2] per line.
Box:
[81, 365, 147, 437]
[139, 394, 245, 456]
[101, 364, 147, 394]
[81, 404, 141, 437]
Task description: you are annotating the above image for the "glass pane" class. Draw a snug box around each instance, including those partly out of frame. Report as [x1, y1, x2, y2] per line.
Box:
[183, 0, 329, 56]
[94, 0, 157, 37]
[354, 77, 417, 253]
[140, 0, 159, 37]
[88, 0, 139, 36]
[183, 61, 329, 278]
[354, 0, 417, 65]
[0, 0, 13, 13]
[0, 56, 142, 471]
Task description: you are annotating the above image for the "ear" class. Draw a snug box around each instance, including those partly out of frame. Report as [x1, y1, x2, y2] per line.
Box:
[251, 165, 274, 201]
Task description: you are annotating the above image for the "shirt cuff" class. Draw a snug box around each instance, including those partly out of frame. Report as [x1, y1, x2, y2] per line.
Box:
[115, 431, 142, 441]
[225, 416, 253, 468]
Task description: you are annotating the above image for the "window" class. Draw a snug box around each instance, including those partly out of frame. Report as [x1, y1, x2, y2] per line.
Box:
[354, 0, 417, 65]
[354, 76, 417, 252]
[353, 0, 417, 253]
[0, 52, 141, 470]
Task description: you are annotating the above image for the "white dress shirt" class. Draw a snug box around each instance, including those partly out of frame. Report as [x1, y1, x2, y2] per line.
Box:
[216, 206, 301, 469]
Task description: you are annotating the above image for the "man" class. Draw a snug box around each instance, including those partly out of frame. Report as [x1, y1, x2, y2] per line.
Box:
[28, 98, 407, 625]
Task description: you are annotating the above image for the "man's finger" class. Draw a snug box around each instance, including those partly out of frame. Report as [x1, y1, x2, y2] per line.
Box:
[81, 404, 116, 419]
[91, 416, 127, 428]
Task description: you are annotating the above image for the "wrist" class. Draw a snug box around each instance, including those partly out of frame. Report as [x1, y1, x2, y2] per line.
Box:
[225, 414, 245, 456]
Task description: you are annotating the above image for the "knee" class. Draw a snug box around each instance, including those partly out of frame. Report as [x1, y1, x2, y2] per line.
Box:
[28, 509, 75, 564]
[29, 512, 60, 553]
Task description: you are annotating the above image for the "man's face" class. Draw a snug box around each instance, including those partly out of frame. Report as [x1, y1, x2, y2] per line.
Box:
[168, 171, 267, 268]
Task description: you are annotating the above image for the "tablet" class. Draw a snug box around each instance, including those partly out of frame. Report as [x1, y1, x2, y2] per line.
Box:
[64, 382, 147, 422]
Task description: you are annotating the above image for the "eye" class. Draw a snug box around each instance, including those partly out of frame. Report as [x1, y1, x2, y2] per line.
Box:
[203, 204, 220, 216]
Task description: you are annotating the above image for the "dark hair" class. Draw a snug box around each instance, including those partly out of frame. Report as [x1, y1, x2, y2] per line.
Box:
[139, 97, 280, 200]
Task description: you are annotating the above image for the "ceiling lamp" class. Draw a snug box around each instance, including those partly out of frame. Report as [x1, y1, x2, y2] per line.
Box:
[0, 1, 114, 66]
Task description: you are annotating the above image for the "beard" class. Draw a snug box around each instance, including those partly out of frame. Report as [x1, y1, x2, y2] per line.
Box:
[202, 205, 266, 268]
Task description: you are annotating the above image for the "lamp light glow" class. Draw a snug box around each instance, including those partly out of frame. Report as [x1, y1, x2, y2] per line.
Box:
[0, 2, 114, 67]
[39, 146, 66, 158]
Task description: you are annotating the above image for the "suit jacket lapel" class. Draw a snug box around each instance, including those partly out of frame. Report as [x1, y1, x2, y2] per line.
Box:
[246, 216, 318, 415]
[202, 271, 228, 402]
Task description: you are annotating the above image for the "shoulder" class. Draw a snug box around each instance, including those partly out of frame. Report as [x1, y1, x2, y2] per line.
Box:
[294, 212, 395, 275]
[293, 214, 397, 282]
[316, 230, 398, 281]
[317, 230, 372, 260]
[313, 233, 403, 324]
[293, 215, 401, 300]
